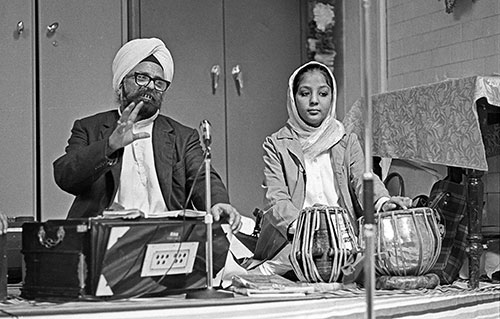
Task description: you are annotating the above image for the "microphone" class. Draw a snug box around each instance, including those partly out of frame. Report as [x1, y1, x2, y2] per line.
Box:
[200, 119, 211, 147]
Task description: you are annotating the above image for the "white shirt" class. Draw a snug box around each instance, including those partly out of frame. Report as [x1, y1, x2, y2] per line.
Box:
[303, 151, 338, 208]
[113, 112, 167, 217]
[302, 151, 388, 211]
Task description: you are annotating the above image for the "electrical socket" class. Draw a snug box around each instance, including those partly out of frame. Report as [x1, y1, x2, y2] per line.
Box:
[141, 242, 199, 277]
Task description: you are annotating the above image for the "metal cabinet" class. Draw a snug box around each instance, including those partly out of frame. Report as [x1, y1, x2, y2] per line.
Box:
[136, 0, 303, 216]
[0, 0, 125, 220]
[0, 0, 36, 218]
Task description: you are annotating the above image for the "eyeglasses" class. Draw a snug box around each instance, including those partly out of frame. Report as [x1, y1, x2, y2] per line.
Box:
[126, 72, 170, 92]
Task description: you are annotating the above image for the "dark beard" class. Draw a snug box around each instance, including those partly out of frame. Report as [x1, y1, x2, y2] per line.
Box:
[121, 88, 162, 121]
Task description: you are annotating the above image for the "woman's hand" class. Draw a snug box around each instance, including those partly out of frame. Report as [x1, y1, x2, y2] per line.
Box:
[211, 203, 242, 233]
[381, 196, 413, 212]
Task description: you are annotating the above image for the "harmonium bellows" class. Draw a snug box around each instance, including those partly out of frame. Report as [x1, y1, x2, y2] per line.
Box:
[21, 218, 229, 300]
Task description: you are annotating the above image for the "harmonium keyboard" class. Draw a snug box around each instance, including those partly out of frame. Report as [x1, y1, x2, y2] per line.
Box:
[20, 217, 229, 300]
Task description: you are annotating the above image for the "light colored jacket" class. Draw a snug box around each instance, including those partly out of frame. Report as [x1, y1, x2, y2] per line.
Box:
[254, 125, 389, 260]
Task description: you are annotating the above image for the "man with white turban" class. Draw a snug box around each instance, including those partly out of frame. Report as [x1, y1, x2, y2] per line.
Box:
[53, 38, 241, 232]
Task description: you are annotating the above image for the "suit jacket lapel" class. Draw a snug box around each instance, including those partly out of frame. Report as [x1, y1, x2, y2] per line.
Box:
[152, 116, 175, 208]
[100, 112, 122, 198]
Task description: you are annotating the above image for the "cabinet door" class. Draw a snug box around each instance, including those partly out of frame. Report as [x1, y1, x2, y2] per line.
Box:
[0, 0, 36, 217]
[139, 0, 227, 181]
[139, 1, 302, 217]
[224, 0, 302, 216]
[38, 0, 124, 220]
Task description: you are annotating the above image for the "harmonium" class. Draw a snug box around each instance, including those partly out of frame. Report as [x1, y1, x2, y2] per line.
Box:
[20, 217, 229, 300]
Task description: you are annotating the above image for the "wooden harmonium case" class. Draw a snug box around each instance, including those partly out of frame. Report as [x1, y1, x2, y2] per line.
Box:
[21, 218, 229, 300]
[21, 219, 90, 300]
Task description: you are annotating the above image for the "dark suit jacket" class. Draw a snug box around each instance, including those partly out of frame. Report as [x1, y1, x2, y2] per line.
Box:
[53, 110, 229, 219]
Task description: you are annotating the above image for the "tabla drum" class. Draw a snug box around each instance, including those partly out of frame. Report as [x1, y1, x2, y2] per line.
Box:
[360, 207, 444, 277]
[290, 206, 361, 283]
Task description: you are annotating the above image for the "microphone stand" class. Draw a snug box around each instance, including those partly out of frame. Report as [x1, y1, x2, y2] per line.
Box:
[361, 0, 375, 318]
[186, 130, 233, 299]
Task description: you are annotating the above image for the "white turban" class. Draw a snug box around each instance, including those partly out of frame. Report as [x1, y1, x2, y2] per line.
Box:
[112, 38, 174, 93]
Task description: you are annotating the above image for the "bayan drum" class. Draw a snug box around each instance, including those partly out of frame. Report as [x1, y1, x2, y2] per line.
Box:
[290, 206, 361, 283]
[361, 207, 444, 277]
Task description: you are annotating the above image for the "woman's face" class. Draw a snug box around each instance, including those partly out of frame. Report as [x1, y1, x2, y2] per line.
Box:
[294, 69, 333, 127]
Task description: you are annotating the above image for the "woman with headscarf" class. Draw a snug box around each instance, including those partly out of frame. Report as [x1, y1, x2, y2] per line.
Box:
[253, 61, 412, 276]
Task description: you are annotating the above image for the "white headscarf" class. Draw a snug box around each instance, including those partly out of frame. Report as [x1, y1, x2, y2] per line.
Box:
[112, 38, 174, 93]
[286, 61, 345, 159]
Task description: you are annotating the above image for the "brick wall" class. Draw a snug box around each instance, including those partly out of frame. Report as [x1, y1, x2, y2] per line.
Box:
[386, 0, 500, 225]
[387, 0, 500, 89]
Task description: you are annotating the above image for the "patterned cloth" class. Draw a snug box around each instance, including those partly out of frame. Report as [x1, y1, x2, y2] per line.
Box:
[343, 76, 500, 171]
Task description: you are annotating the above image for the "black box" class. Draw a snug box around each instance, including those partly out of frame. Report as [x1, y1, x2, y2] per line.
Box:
[7, 216, 34, 284]
[21, 218, 229, 299]
[21, 219, 91, 299]
[0, 234, 6, 300]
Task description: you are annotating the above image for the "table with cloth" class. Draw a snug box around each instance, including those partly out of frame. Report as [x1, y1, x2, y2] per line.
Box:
[343, 75, 500, 288]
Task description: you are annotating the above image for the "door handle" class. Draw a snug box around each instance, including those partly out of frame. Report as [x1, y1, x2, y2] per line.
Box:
[46, 22, 59, 35]
[210, 65, 221, 95]
[16, 21, 24, 35]
[232, 65, 243, 95]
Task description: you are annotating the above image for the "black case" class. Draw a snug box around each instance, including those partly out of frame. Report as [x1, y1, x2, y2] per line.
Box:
[21, 218, 229, 299]
[21, 219, 91, 299]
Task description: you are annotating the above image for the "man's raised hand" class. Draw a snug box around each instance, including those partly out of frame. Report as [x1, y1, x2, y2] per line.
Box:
[108, 101, 150, 153]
